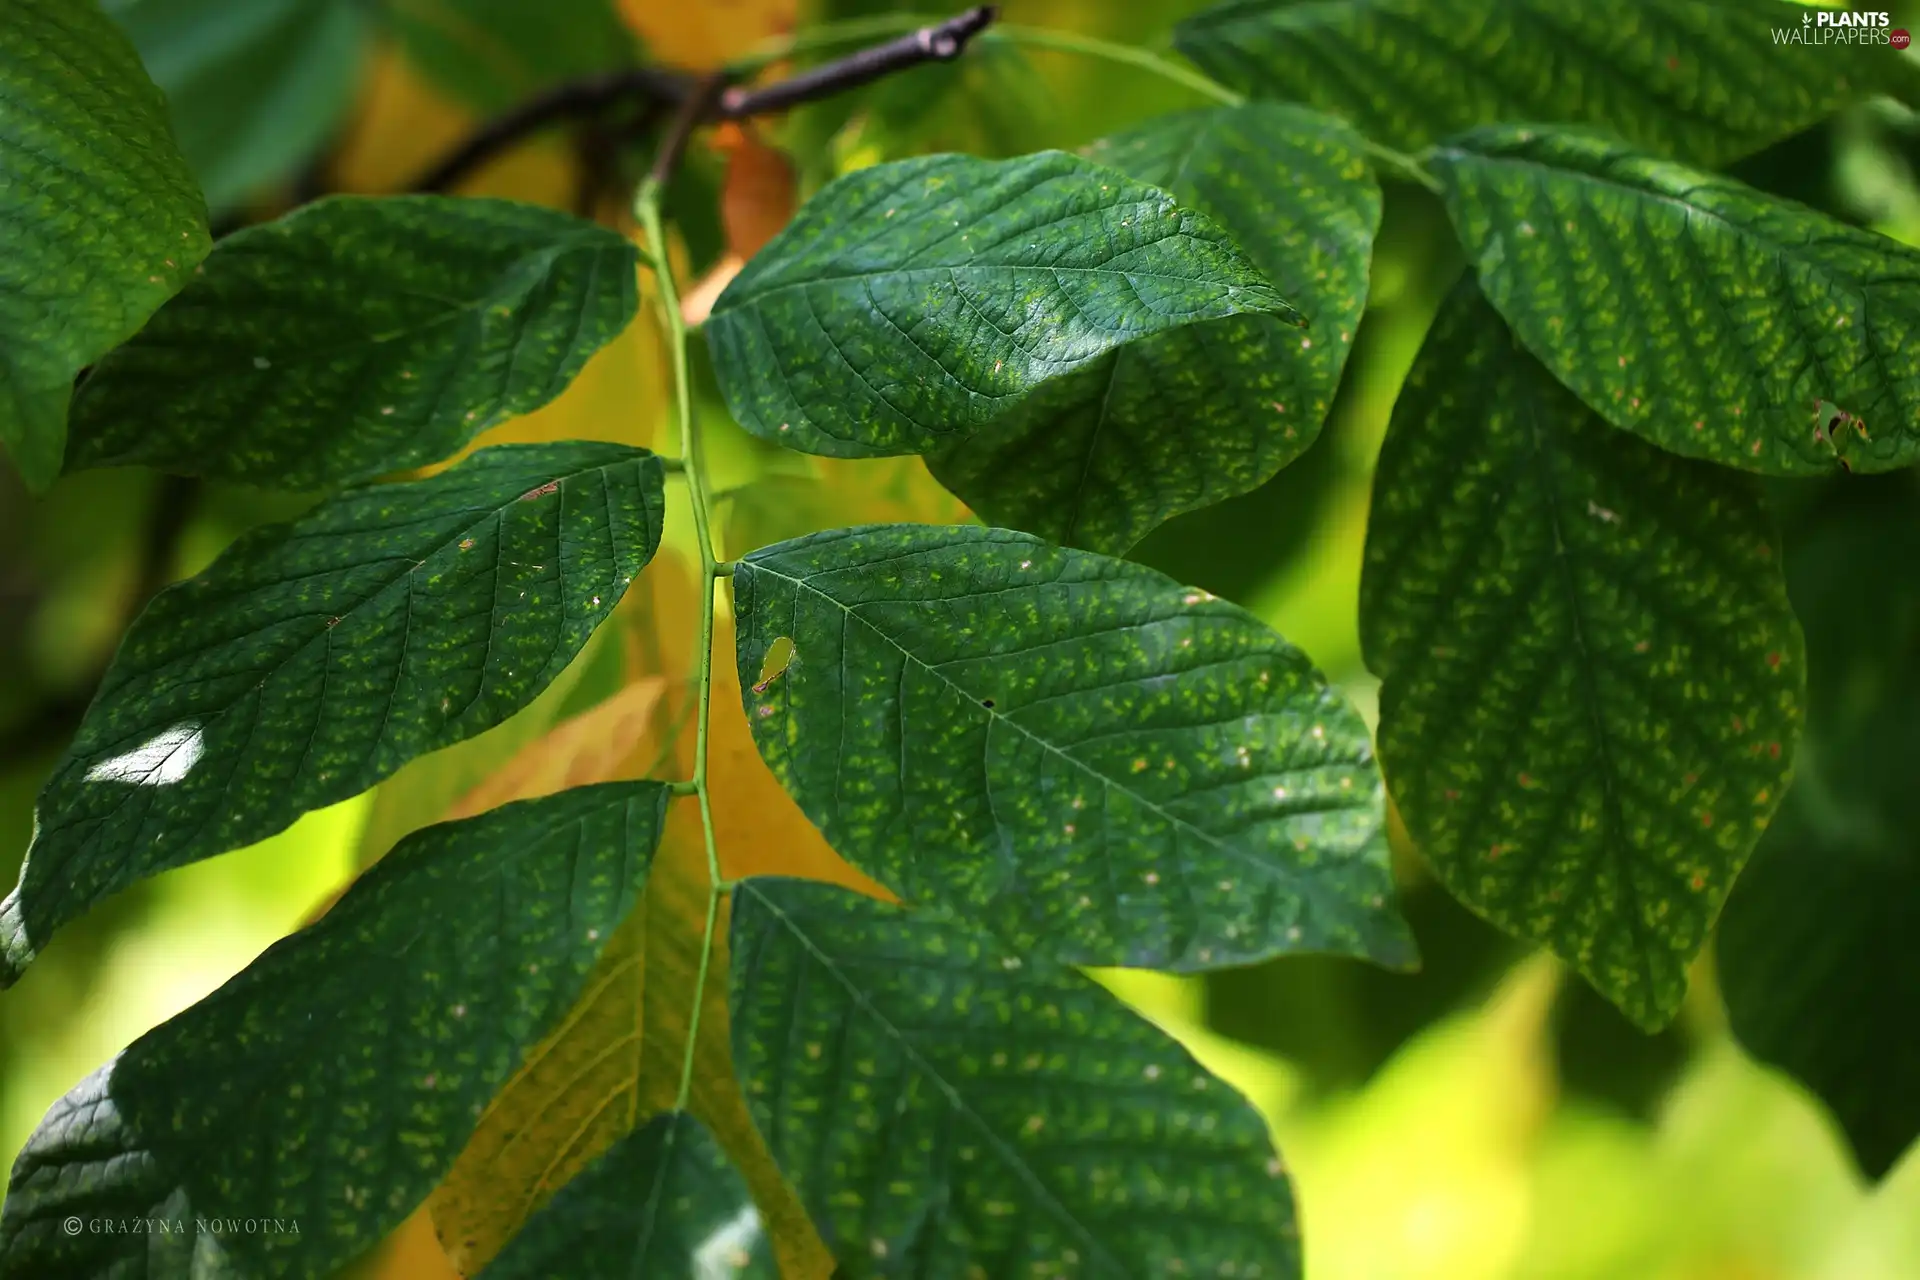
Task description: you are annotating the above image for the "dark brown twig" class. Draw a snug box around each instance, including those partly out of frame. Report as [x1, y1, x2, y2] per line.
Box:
[716, 6, 998, 119]
[649, 73, 731, 191]
[414, 67, 692, 194]
[412, 6, 999, 194]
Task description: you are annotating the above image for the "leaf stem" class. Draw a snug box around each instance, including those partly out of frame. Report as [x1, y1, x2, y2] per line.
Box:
[636, 148, 727, 1112]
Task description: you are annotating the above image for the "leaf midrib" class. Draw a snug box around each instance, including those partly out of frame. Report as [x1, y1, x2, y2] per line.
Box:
[739, 885, 1127, 1276]
[747, 556, 1382, 937]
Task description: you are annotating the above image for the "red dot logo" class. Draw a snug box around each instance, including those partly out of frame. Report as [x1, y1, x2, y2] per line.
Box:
[1894, 28, 1912, 49]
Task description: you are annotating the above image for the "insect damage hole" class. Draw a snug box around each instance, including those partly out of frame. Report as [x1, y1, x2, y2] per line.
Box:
[752, 636, 797, 694]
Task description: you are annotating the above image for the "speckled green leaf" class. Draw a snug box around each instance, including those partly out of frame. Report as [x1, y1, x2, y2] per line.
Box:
[102, 0, 372, 212]
[1360, 282, 1802, 1030]
[1174, 0, 1912, 168]
[0, 442, 663, 985]
[927, 105, 1377, 554]
[705, 150, 1300, 459]
[65, 196, 640, 489]
[731, 879, 1301, 1279]
[0, 783, 668, 1280]
[478, 1111, 774, 1280]
[0, 0, 210, 491]
[733, 524, 1413, 973]
[1433, 125, 1920, 477]
[1719, 475, 1920, 1180]
[388, 0, 642, 113]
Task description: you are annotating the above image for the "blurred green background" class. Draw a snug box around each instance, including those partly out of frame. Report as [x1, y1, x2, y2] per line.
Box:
[4, 1, 1919, 1276]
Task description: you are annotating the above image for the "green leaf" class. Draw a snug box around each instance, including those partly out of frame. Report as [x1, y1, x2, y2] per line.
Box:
[0, 0, 210, 491]
[478, 1112, 775, 1280]
[1174, 0, 1910, 168]
[732, 524, 1414, 973]
[65, 196, 641, 489]
[0, 442, 664, 985]
[1360, 281, 1802, 1030]
[1431, 125, 1920, 477]
[1718, 474, 1920, 1180]
[0, 783, 668, 1280]
[387, 0, 642, 113]
[102, 0, 371, 212]
[705, 150, 1300, 460]
[927, 105, 1378, 554]
[730, 879, 1302, 1279]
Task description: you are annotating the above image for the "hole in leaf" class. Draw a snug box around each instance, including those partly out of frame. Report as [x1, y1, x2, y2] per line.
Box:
[753, 636, 796, 694]
[981, 698, 996, 708]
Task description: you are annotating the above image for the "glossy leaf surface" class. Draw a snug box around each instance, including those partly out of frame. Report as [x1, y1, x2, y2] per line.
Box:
[1361, 284, 1801, 1029]
[0, 0, 209, 490]
[1174, 0, 1910, 168]
[1, 443, 663, 984]
[1719, 475, 1920, 1180]
[706, 150, 1298, 459]
[0, 784, 668, 1280]
[68, 197, 640, 489]
[930, 104, 1378, 553]
[733, 525, 1414, 973]
[103, 0, 371, 211]
[1433, 126, 1920, 476]
[731, 879, 1302, 1279]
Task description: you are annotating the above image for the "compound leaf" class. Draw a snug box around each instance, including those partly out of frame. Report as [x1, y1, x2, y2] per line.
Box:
[1433, 125, 1920, 476]
[1361, 282, 1802, 1030]
[1, 443, 664, 985]
[929, 104, 1378, 554]
[102, 0, 372, 211]
[477, 1112, 772, 1280]
[731, 879, 1302, 1279]
[67, 196, 640, 489]
[1174, 0, 1912, 168]
[733, 524, 1414, 973]
[0, 0, 209, 491]
[1718, 475, 1920, 1180]
[705, 150, 1298, 459]
[431, 606, 864, 1278]
[0, 784, 668, 1280]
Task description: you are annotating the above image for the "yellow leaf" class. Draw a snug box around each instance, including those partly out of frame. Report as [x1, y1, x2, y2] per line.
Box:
[724, 455, 973, 559]
[329, 48, 576, 204]
[336, 1207, 462, 1280]
[618, 0, 796, 68]
[445, 678, 667, 820]
[429, 585, 882, 1276]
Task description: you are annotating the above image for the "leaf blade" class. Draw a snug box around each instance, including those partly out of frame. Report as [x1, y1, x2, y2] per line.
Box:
[67, 196, 641, 489]
[733, 524, 1414, 973]
[928, 104, 1378, 553]
[0, 0, 210, 489]
[1717, 475, 1920, 1179]
[102, 0, 372, 211]
[730, 879, 1303, 1279]
[1432, 125, 1920, 476]
[0, 783, 669, 1280]
[706, 150, 1299, 459]
[1359, 281, 1802, 1029]
[1174, 0, 1909, 168]
[476, 1112, 774, 1280]
[1, 442, 664, 985]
